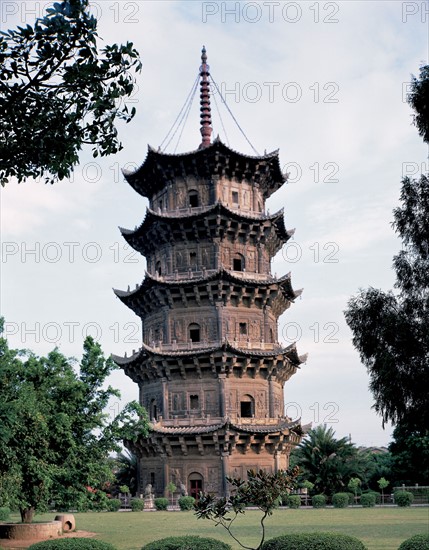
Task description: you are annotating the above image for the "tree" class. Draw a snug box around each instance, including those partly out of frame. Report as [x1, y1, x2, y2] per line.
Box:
[290, 425, 367, 495]
[389, 422, 429, 485]
[344, 65, 429, 483]
[408, 65, 429, 143]
[0, 0, 141, 185]
[347, 477, 361, 504]
[0, 319, 149, 522]
[112, 450, 139, 496]
[166, 482, 177, 506]
[194, 468, 299, 550]
[377, 477, 389, 505]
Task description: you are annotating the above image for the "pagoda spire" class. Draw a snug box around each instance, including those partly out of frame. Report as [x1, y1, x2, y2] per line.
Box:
[199, 46, 212, 149]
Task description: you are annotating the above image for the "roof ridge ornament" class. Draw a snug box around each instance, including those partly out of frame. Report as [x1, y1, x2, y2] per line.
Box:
[198, 46, 212, 149]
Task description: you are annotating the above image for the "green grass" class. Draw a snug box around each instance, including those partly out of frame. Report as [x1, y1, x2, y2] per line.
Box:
[13, 508, 428, 550]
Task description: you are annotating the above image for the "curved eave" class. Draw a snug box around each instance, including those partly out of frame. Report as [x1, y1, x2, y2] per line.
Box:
[123, 138, 286, 199]
[128, 418, 303, 438]
[119, 202, 290, 250]
[113, 269, 300, 309]
[230, 417, 303, 434]
[112, 341, 305, 370]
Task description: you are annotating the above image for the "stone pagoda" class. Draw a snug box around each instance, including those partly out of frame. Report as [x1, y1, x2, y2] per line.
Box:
[113, 47, 306, 499]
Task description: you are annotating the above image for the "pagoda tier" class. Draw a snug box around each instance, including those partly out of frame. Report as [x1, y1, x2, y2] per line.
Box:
[123, 138, 286, 200]
[126, 418, 305, 459]
[113, 269, 302, 317]
[120, 203, 294, 258]
[112, 342, 306, 385]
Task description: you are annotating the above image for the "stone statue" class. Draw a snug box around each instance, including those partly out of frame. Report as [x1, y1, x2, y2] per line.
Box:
[144, 484, 153, 497]
[180, 483, 188, 496]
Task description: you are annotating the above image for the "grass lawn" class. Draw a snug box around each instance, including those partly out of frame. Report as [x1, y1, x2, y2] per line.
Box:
[23, 507, 428, 550]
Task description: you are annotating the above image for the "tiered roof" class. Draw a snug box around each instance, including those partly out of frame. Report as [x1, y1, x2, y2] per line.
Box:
[122, 138, 286, 199]
[112, 342, 307, 384]
[120, 203, 294, 256]
[114, 269, 302, 316]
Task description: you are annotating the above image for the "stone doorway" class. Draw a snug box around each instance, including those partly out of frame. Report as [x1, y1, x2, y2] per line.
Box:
[188, 472, 203, 500]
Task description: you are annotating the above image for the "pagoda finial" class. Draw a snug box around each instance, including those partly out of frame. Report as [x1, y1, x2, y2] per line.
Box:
[199, 45, 212, 149]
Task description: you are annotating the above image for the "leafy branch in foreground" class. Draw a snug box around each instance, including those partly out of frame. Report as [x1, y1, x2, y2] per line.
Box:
[0, 0, 142, 185]
[194, 467, 299, 550]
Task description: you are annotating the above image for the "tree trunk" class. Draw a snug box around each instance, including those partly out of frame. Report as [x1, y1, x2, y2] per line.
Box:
[20, 507, 35, 523]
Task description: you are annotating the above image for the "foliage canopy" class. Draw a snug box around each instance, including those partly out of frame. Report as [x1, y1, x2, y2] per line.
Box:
[0, 319, 149, 522]
[0, 0, 141, 185]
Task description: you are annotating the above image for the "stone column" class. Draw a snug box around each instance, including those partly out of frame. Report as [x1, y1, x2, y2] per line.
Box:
[163, 306, 170, 344]
[268, 377, 275, 418]
[216, 302, 223, 342]
[257, 244, 263, 273]
[274, 451, 281, 473]
[221, 451, 230, 497]
[163, 459, 169, 497]
[162, 377, 169, 420]
[218, 374, 227, 417]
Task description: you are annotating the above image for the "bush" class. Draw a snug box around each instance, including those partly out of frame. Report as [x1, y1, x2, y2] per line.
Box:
[0, 507, 10, 521]
[106, 499, 121, 512]
[394, 490, 414, 507]
[346, 492, 356, 505]
[398, 533, 429, 549]
[332, 492, 349, 508]
[280, 493, 288, 506]
[142, 535, 232, 549]
[154, 497, 169, 511]
[360, 493, 376, 508]
[261, 532, 367, 549]
[131, 498, 145, 511]
[177, 496, 195, 511]
[287, 495, 301, 509]
[364, 491, 381, 504]
[29, 540, 117, 550]
[311, 494, 326, 508]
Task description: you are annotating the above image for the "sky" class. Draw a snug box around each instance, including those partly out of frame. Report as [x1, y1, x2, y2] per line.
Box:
[1, 0, 428, 447]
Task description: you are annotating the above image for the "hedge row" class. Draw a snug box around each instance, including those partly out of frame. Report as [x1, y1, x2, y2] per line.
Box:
[261, 532, 367, 549]
[398, 534, 429, 549]
[142, 536, 231, 549]
[29, 540, 116, 550]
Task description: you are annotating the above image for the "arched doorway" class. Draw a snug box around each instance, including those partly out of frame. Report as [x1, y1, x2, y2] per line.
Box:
[188, 190, 199, 208]
[149, 398, 157, 421]
[188, 323, 201, 343]
[240, 394, 255, 418]
[188, 472, 203, 500]
[232, 253, 245, 272]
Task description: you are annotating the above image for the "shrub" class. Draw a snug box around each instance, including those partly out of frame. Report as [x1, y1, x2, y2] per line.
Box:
[131, 498, 145, 511]
[394, 490, 414, 507]
[360, 493, 376, 508]
[142, 535, 232, 549]
[261, 532, 367, 549]
[177, 496, 195, 511]
[398, 533, 429, 549]
[311, 494, 326, 508]
[280, 493, 288, 506]
[154, 497, 169, 511]
[29, 540, 116, 550]
[287, 495, 301, 509]
[0, 507, 10, 521]
[346, 492, 356, 505]
[332, 492, 349, 508]
[364, 491, 381, 504]
[106, 499, 121, 512]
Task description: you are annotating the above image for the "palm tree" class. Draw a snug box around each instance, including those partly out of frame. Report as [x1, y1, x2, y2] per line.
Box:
[112, 449, 139, 496]
[290, 425, 366, 495]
